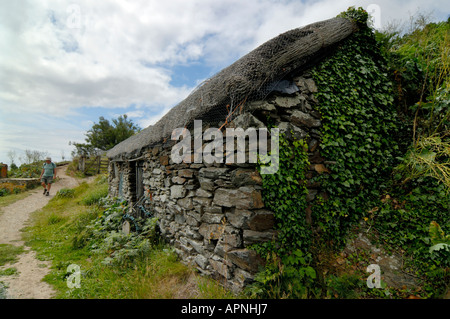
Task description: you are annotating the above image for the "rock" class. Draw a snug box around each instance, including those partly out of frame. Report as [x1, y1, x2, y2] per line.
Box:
[188, 239, 206, 254]
[172, 176, 186, 184]
[308, 139, 320, 152]
[213, 187, 264, 209]
[179, 169, 194, 178]
[273, 95, 303, 108]
[199, 167, 229, 179]
[245, 100, 276, 112]
[177, 197, 193, 210]
[226, 209, 253, 228]
[170, 185, 186, 199]
[201, 213, 225, 224]
[227, 249, 265, 273]
[314, 164, 330, 174]
[294, 76, 318, 93]
[210, 259, 231, 279]
[277, 122, 307, 140]
[159, 155, 169, 166]
[290, 110, 321, 128]
[194, 254, 209, 269]
[231, 113, 266, 129]
[243, 229, 276, 246]
[248, 210, 274, 231]
[199, 223, 224, 240]
[196, 188, 213, 198]
[199, 177, 215, 191]
[230, 169, 262, 187]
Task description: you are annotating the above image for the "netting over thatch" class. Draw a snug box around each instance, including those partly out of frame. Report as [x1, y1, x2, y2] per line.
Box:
[107, 17, 357, 160]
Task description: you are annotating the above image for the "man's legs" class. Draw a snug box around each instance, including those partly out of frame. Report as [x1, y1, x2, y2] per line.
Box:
[41, 177, 53, 195]
[42, 181, 47, 194]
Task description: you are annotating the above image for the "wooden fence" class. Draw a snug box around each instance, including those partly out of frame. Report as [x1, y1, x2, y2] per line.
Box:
[78, 155, 109, 175]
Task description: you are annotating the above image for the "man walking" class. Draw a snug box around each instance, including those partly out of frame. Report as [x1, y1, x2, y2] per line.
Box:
[40, 157, 56, 196]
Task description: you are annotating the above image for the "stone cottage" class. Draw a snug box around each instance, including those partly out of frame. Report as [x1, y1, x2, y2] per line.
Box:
[106, 16, 359, 291]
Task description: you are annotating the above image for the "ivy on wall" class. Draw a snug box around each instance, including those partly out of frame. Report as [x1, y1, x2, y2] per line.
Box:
[251, 134, 317, 298]
[250, 7, 402, 298]
[310, 8, 401, 244]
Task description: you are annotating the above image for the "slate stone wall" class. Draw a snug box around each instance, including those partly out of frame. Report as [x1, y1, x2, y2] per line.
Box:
[108, 70, 329, 292]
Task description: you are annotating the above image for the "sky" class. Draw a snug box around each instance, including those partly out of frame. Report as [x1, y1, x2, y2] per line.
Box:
[0, 0, 448, 165]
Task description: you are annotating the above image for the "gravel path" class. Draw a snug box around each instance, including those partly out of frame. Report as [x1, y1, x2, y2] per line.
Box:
[0, 165, 79, 299]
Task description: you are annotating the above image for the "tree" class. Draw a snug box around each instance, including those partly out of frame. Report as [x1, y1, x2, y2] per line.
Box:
[71, 115, 141, 156]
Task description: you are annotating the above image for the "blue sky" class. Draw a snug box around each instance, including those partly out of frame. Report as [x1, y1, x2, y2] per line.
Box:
[0, 0, 448, 165]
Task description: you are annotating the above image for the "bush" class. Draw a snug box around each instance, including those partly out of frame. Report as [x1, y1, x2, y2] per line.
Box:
[0, 182, 26, 197]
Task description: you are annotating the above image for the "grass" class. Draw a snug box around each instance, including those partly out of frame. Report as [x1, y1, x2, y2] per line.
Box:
[22, 175, 236, 299]
[0, 244, 24, 267]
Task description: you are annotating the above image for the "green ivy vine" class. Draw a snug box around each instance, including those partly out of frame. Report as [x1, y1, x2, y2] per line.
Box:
[251, 133, 317, 298]
[249, 7, 403, 298]
[309, 8, 401, 245]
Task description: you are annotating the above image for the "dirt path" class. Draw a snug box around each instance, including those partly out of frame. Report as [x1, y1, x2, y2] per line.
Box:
[0, 165, 80, 299]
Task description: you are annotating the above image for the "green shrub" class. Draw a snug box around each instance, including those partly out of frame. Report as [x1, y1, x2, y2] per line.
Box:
[56, 188, 75, 199]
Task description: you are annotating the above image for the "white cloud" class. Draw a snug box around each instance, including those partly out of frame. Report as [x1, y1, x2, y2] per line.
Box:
[0, 0, 448, 165]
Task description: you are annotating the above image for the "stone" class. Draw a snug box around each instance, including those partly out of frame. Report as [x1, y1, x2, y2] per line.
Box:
[226, 209, 253, 228]
[188, 239, 205, 254]
[248, 211, 274, 231]
[232, 268, 254, 289]
[304, 78, 318, 93]
[273, 95, 303, 108]
[246, 100, 276, 112]
[199, 167, 229, 179]
[294, 76, 318, 93]
[201, 213, 225, 224]
[159, 155, 169, 166]
[231, 113, 266, 129]
[170, 185, 186, 199]
[214, 233, 241, 257]
[314, 164, 330, 174]
[213, 187, 264, 209]
[196, 188, 213, 198]
[177, 197, 193, 210]
[199, 177, 215, 191]
[194, 254, 209, 269]
[290, 110, 321, 128]
[277, 122, 307, 141]
[210, 259, 231, 279]
[179, 169, 194, 178]
[199, 223, 224, 240]
[308, 139, 320, 152]
[172, 176, 186, 184]
[227, 249, 265, 273]
[193, 196, 212, 207]
[174, 212, 186, 224]
[152, 146, 159, 156]
[230, 169, 262, 187]
[243, 230, 276, 246]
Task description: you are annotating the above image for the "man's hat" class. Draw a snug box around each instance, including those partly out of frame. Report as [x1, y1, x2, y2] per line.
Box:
[45, 157, 51, 161]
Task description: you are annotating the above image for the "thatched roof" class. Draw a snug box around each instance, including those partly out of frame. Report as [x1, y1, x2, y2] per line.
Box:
[107, 17, 357, 161]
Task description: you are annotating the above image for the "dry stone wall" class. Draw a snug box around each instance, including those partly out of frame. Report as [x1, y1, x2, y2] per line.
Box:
[108, 70, 328, 292]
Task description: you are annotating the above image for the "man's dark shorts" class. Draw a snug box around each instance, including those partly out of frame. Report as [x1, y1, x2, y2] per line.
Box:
[41, 176, 54, 184]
